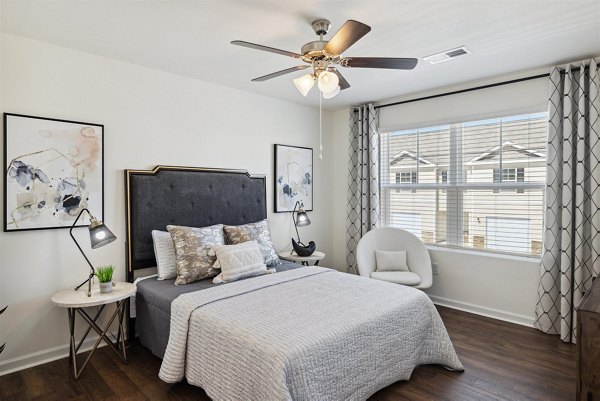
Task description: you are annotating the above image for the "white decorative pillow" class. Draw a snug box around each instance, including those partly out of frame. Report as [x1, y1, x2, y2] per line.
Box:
[212, 241, 275, 284]
[375, 250, 409, 272]
[151, 230, 177, 280]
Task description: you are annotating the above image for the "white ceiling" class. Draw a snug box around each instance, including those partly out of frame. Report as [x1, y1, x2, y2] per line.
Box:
[2, 1, 599, 110]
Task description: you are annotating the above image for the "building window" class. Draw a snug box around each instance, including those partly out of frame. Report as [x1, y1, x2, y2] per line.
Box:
[396, 172, 417, 183]
[493, 168, 525, 192]
[441, 171, 448, 183]
[380, 112, 547, 257]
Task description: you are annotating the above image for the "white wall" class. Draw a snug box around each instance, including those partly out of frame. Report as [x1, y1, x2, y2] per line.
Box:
[330, 71, 548, 327]
[0, 33, 334, 374]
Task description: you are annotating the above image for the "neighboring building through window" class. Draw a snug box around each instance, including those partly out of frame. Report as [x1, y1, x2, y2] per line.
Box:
[380, 112, 547, 257]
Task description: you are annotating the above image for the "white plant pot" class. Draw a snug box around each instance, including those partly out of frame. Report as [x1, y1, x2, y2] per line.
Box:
[99, 282, 113, 293]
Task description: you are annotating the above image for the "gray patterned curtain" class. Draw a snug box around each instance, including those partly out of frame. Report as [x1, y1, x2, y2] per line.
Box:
[534, 59, 600, 343]
[346, 104, 380, 274]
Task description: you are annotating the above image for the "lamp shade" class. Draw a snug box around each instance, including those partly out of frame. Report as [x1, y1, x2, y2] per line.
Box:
[293, 74, 315, 96]
[317, 71, 339, 94]
[295, 209, 311, 227]
[322, 85, 340, 99]
[89, 222, 117, 249]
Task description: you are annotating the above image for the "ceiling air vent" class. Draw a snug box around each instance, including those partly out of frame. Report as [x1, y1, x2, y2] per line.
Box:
[423, 46, 471, 64]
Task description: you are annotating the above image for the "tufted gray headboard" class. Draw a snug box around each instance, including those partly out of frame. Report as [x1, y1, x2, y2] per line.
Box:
[124, 165, 267, 282]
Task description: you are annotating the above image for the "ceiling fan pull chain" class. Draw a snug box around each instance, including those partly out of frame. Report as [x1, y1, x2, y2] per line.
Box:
[319, 93, 323, 160]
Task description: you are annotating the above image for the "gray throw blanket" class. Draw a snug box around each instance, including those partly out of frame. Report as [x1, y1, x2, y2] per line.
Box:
[159, 266, 463, 401]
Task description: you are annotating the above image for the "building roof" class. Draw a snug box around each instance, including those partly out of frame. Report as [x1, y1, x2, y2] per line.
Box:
[466, 141, 545, 165]
[390, 150, 437, 167]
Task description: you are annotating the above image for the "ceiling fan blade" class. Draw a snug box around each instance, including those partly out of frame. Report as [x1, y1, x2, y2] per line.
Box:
[341, 57, 418, 70]
[231, 40, 302, 59]
[331, 69, 351, 90]
[324, 20, 371, 56]
[251, 65, 310, 82]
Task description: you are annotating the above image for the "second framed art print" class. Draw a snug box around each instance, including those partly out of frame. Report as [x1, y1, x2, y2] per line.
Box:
[274, 144, 313, 212]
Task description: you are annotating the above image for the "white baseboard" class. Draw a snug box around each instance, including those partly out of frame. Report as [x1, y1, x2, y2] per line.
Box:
[428, 294, 535, 327]
[0, 332, 117, 376]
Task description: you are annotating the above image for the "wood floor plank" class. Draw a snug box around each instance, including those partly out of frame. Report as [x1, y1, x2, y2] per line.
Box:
[0, 306, 576, 401]
[0, 370, 25, 399]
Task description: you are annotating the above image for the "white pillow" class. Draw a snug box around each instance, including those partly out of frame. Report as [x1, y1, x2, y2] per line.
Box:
[375, 250, 409, 272]
[152, 230, 177, 280]
[212, 241, 275, 284]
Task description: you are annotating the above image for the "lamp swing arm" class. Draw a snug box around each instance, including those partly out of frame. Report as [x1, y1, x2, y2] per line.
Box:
[292, 201, 304, 245]
[70, 208, 96, 294]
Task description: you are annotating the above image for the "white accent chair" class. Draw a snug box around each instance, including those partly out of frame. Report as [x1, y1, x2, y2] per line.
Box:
[356, 227, 433, 289]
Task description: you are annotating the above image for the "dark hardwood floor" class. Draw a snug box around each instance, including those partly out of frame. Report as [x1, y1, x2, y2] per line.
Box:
[0, 306, 575, 401]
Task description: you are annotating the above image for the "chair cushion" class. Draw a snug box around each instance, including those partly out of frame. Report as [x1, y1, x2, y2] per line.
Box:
[370, 271, 422, 286]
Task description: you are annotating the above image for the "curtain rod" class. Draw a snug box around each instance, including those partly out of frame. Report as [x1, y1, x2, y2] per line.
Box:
[374, 73, 548, 110]
[374, 63, 597, 110]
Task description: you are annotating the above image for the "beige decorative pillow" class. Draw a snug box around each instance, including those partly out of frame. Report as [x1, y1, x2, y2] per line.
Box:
[375, 250, 409, 272]
[167, 224, 225, 285]
[223, 219, 280, 267]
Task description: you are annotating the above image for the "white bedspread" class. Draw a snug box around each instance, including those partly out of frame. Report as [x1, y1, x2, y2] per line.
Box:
[159, 266, 463, 401]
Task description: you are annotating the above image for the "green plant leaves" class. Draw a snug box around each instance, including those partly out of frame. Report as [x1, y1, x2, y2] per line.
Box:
[94, 266, 114, 283]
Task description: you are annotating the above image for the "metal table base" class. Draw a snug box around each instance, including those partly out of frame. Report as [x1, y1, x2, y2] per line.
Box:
[67, 299, 128, 379]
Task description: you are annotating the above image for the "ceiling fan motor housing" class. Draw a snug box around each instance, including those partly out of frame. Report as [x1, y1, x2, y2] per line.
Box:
[301, 40, 328, 58]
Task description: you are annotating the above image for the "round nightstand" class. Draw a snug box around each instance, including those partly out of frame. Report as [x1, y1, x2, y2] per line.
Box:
[278, 251, 326, 266]
[52, 282, 136, 379]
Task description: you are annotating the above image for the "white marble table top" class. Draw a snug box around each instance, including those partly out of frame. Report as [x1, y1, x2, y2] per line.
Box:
[51, 282, 136, 308]
[278, 251, 325, 263]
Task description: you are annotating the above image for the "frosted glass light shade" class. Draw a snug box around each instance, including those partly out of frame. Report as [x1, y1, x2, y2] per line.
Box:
[318, 71, 339, 94]
[322, 86, 340, 99]
[293, 74, 315, 96]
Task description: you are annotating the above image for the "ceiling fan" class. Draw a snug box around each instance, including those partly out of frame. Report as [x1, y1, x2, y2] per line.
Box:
[231, 19, 418, 98]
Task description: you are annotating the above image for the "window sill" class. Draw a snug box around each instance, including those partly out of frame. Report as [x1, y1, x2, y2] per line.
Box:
[425, 244, 541, 263]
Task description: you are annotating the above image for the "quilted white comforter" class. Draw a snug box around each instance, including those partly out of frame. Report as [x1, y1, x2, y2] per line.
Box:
[159, 266, 463, 401]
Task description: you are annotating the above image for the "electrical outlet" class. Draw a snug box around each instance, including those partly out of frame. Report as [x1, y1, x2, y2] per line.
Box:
[432, 263, 439, 275]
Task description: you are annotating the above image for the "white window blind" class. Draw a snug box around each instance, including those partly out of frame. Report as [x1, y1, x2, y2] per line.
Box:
[380, 112, 547, 257]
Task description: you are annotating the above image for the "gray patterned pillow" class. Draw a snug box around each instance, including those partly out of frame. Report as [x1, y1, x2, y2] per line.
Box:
[167, 224, 225, 285]
[224, 219, 280, 267]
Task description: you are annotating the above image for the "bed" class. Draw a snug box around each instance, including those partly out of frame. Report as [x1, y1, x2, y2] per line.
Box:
[125, 165, 463, 401]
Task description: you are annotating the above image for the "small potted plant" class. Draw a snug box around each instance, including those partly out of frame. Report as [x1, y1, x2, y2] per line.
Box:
[95, 266, 115, 293]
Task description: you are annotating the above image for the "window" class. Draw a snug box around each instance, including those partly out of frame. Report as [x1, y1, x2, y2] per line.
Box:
[380, 112, 547, 257]
[396, 172, 417, 184]
[493, 167, 526, 193]
[441, 171, 448, 183]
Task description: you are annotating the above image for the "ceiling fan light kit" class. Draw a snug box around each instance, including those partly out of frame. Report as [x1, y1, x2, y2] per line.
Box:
[293, 70, 341, 98]
[317, 70, 339, 94]
[231, 18, 418, 98]
[322, 85, 341, 99]
[293, 74, 315, 96]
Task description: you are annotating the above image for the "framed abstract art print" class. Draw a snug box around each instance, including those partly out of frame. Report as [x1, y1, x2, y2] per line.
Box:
[4, 113, 104, 232]
[274, 144, 313, 212]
